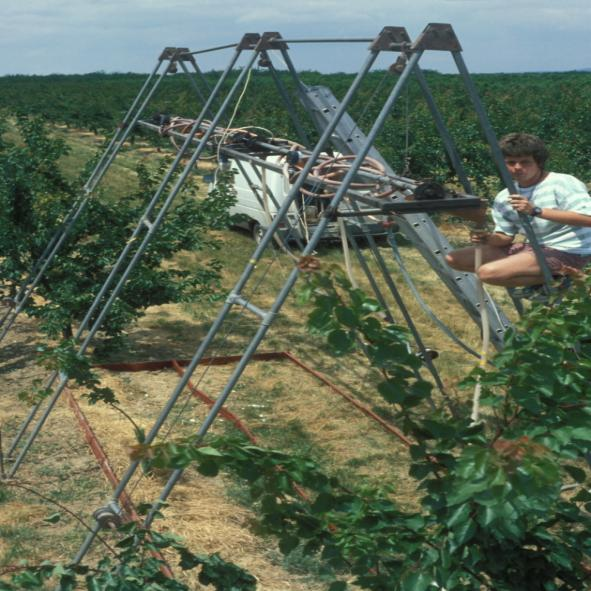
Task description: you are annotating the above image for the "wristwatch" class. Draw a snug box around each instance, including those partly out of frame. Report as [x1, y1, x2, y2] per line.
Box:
[530, 206, 542, 217]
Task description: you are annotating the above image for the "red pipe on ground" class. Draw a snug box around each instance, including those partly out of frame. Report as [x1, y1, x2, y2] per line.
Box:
[63, 388, 174, 578]
[95, 351, 413, 448]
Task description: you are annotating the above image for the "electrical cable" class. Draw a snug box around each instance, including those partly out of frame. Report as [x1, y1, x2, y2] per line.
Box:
[386, 228, 482, 359]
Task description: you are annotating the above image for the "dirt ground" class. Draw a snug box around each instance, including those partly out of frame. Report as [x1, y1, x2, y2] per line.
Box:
[0, 125, 514, 586]
[0, 285, 423, 589]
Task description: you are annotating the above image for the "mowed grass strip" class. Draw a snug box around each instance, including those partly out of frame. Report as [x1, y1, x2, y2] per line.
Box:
[0, 124, 516, 588]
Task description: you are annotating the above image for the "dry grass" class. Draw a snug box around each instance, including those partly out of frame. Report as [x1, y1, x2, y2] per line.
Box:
[0, 126, 521, 589]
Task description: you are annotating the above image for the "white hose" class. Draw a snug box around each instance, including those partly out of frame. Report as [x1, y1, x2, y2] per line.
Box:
[338, 217, 358, 289]
[471, 245, 490, 423]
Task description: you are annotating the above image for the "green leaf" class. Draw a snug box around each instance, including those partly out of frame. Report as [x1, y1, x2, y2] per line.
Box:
[197, 459, 220, 477]
[563, 464, 587, 483]
[85, 576, 102, 591]
[43, 512, 61, 524]
[378, 379, 406, 404]
[327, 329, 356, 355]
[197, 446, 224, 457]
[279, 535, 300, 555]
[311, 492, 336, 513]
[446, 503, 470, 529]
[421, 418, 456, 440]
[328, 582, 348, 591]
[335, 306, 358, 328]
[360, 298, 381, 313]
[401, 571, 432, 591]
[178, 549, 204, 572]
[453, 514, 476, 546]
[409, 461, 434, 480]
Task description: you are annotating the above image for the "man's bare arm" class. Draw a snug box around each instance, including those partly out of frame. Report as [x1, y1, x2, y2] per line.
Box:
[510, 195, 591, 227]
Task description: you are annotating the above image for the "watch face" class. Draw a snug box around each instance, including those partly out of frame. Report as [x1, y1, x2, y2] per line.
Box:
[531, 207, 542, 217]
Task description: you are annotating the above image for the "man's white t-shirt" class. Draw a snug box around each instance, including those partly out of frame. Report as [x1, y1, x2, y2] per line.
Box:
[492, 172, 591, 254]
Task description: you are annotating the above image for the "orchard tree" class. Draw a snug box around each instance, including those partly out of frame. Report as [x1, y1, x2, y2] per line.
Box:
[0, 116, 236, 345]
[135, 264, 591, 591]
[4, 257, 591, 589]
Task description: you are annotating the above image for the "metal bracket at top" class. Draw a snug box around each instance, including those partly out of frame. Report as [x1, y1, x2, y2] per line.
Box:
[260, 32, 289, 50]
[237, 33, 261, 50]
[412, 23, 462, 51]
[159, 47, 192, 61]
[370, 26, 411, 52]
[159, 47, 177, 60]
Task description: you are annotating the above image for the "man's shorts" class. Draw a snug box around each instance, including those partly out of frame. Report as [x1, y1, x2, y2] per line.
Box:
[507, 243, 591, 273]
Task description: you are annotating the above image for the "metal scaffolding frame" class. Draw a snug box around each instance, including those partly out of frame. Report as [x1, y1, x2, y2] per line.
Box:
[5, 35, 262, 472]
[0, 48, 201, 344]
[1, 23, 552, 566]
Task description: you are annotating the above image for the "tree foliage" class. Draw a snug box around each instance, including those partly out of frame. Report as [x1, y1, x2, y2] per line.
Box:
[0, 70, 589, 189]
[0, 509, 256, 591]
[134, 264, 591, 590]
[2, 69, 591, 589]
[0, 117, 236, 342]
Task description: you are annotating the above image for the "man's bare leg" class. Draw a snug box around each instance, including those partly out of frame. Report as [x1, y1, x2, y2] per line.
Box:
[476, 251, 547, 287]
[445, 245, 509, 273]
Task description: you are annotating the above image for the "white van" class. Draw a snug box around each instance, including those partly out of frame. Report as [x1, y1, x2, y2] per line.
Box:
[213, 154, 386, 244]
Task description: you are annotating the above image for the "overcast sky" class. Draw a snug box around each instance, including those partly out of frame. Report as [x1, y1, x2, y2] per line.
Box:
[1, 0, 589, 76]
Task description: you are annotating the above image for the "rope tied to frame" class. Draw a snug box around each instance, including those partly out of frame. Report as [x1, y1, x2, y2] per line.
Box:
[471, 229, 491, 424]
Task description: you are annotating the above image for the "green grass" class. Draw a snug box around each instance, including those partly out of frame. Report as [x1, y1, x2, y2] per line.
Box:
[0, 123, 520, 588]
[0, 524, 40, 565]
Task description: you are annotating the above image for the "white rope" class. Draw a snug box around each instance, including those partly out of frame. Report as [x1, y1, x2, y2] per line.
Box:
[282, 159, 311, 245]
[216, 67, 253, 160]
[338, 217, 358, 289]
[471, 244, 490, 423]
[261, 166, 299, 261]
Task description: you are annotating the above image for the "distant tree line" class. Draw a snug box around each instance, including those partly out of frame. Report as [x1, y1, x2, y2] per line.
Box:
[0, 69, 589, 191]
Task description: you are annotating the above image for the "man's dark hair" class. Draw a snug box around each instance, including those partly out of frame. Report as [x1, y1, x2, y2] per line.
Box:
[499, 133, 549, 169]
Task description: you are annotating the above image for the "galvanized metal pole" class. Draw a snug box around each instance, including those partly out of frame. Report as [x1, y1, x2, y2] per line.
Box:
[79, 46, 385, 555]
[344, 227, 396, 323]
[178, 60, 212, 114]
[412, 65, 474, 193]
[142, 49, 423, 529]
[8, 44, 253, 479]
[264, 52, 311, 146]
[345, 210, 448, 398]
[85, 56, 172, 193]
[5, 57, 177, 454]
[72, 42, 265, 564]
[452, 51, 554, 291]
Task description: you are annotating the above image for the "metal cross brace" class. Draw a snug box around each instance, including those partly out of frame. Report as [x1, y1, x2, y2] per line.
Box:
[5, 35, 264, 477]
[0, 53, 179, 345]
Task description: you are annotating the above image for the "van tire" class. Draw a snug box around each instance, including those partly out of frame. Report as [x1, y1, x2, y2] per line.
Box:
[251, 222, 264, 244]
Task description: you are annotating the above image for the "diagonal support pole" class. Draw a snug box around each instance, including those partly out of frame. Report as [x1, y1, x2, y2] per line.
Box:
[6, 40, 258, 477]
[140, 47, 425, 531]
[0, 54, 173, 345]
[72, 36, 386, 565]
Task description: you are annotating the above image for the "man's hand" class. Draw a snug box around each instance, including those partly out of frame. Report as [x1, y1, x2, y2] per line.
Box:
[470, 230, 514, 247]
[509, 195, 534, 215]
[469, 229, 489, 244]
